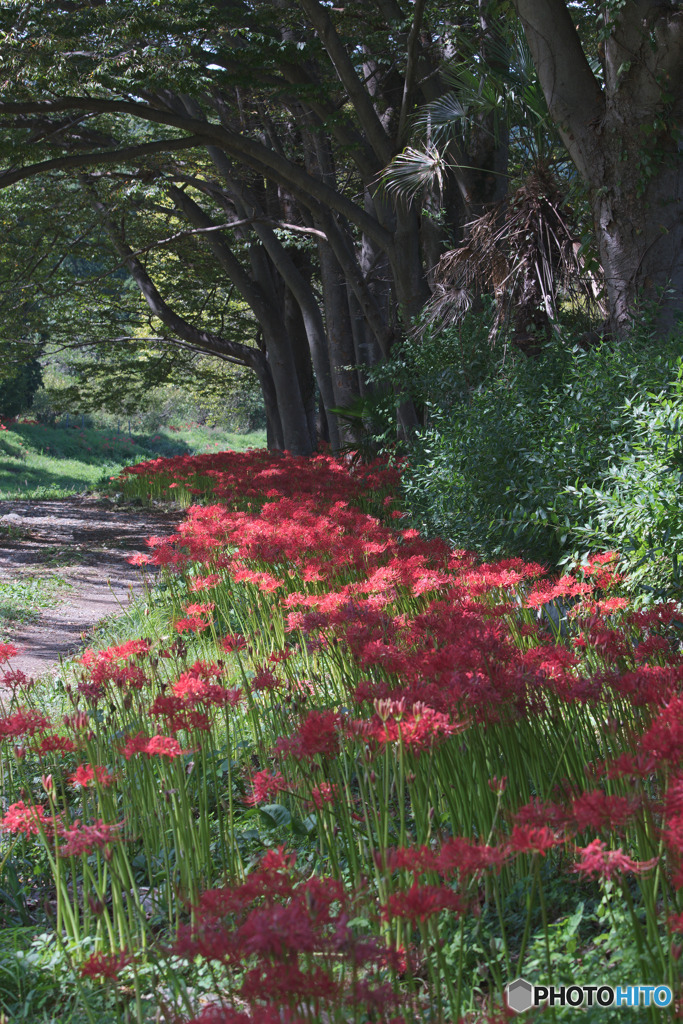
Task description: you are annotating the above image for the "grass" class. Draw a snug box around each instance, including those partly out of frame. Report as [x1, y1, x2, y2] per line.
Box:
[0, 574, 71, 640]
[0, 422, 266, 500]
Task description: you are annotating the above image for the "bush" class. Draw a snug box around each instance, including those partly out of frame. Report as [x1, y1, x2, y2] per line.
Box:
[567, 360, 683, 603]
[379, 310, 683, 582]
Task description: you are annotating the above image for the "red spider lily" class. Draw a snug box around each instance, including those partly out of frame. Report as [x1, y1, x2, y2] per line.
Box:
[245, 770, 288, 805]
[175, 616, 210, 634]
[0, 668, 34, 693]
[0, 642, 18, 662]
[274, 710, 340, 762]
[184, 602, 215, 616]
[606, 752, 657, 779]
[573, 838, 658, 880]
[79, 949, 132, 979]
[238, 902, 320, 956]
[33, 734, 76, 755]
[512, 799, 572, 829]
[80, 639, 150, 665]
[240, 962, 338, 1003]
[69, 764, 115, 788]
[128, 551, 151, 565]
[58, 819, 125, 858]
[309, 782, 338, 808]
[436, 837, 509, 877]
[120, 732, 187, 759]
[507, 825, 565, 855]
[0, 708, 52, 740]
[146, 734, 187, 757]
[641, 696, 683, 763]
[524, 576, 591, 609]
[488, 775, 508, 796]
[170, 662, 242, 709]
[189, 574, 221, 591]
[250, 667, 281, 692]
[377, 703, 467, 752]
[221, 633, 246, 652]
[571, 789, 639, 831]
[0, 800, 54, 836]
[382, 882, 467, 923]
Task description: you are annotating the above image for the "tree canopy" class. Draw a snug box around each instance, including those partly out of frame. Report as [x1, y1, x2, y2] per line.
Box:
[0, 0, 680, 451]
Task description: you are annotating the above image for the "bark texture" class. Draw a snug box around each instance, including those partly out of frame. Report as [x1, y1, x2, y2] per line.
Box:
[512, 0, 682, 334]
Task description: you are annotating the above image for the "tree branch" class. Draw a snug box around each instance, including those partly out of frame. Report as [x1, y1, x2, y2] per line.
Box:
[83, 181, 264, 371]
[0, 94, 393, 248]
[296, 0, 395, 164]
[0, 135, 206, 189]
[398, 0, 427, 143]
[48, 335, 252, 366]
[510, 0, 604, 181]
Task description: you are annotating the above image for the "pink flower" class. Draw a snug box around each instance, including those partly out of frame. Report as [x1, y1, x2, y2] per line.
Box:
[246, 770, 287, 805]
[69, 764, 115, 788]
[0, 642, 18, 663]
[573, 838, 658, 880]
[382, 883, 467, 923]
[0, 800, 53, 836]
[58, 819, 124, 858]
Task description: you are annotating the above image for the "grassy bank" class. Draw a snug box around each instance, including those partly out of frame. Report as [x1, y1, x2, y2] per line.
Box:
[0, 422, 266, 500]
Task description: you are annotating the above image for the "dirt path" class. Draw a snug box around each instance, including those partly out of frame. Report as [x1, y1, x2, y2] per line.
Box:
[0, 496, 182, 679]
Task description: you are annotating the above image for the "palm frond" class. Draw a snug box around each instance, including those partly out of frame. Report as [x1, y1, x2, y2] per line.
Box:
[412, 93, 469, 133]
[376, 145, 447, 204]
[420, 166, 605, 341]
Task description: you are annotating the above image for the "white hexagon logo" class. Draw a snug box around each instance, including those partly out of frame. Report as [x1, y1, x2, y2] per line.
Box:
[506, 977, 534, 1014]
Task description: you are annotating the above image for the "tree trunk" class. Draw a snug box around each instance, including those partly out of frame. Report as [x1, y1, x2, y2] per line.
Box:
[317, 238, 360, 443]
[168, 184, 312, 454]
[590, 123, 682, 335]
[511, 0, 682, 335]
[284, 285, 318, 450]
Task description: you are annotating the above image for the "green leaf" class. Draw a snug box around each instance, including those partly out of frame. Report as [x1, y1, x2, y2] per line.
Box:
[259, 804, 291, 830]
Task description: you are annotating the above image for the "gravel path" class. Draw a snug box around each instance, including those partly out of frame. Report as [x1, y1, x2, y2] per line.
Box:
[0, 496, 181, 679]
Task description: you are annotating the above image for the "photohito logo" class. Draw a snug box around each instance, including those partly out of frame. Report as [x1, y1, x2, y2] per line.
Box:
[506, 978, 673, 1013]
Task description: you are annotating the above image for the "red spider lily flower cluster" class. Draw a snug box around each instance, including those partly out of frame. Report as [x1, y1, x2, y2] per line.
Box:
[5, 446, 679, 1021]
[80, 949, 133, 980]
[175, 848, 403, 1020]
[69, 764, 115, 788]
[120, 732, 188, 759]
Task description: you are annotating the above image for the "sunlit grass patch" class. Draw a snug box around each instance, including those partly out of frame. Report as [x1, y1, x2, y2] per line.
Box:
[0, 574, 71, 638]
[0, 423, 266, 500]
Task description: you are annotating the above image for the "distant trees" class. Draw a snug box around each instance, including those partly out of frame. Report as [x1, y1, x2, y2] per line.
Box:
[0, 353, 42, 419]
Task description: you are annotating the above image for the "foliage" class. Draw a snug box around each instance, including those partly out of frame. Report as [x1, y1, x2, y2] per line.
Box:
[378, 309, 683, 576]
[567, 360, 683, 604]
[422, 166, 602, 344]
[0, 353, 42, 419]
[34, 346, 267, 434]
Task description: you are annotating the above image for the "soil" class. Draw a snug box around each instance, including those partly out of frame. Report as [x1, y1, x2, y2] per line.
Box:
[0, 495, 182, 679]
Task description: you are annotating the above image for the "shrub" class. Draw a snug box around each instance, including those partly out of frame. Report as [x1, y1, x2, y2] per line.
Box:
[567, 359, 683, 603]
[377, 310, 683, 578]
